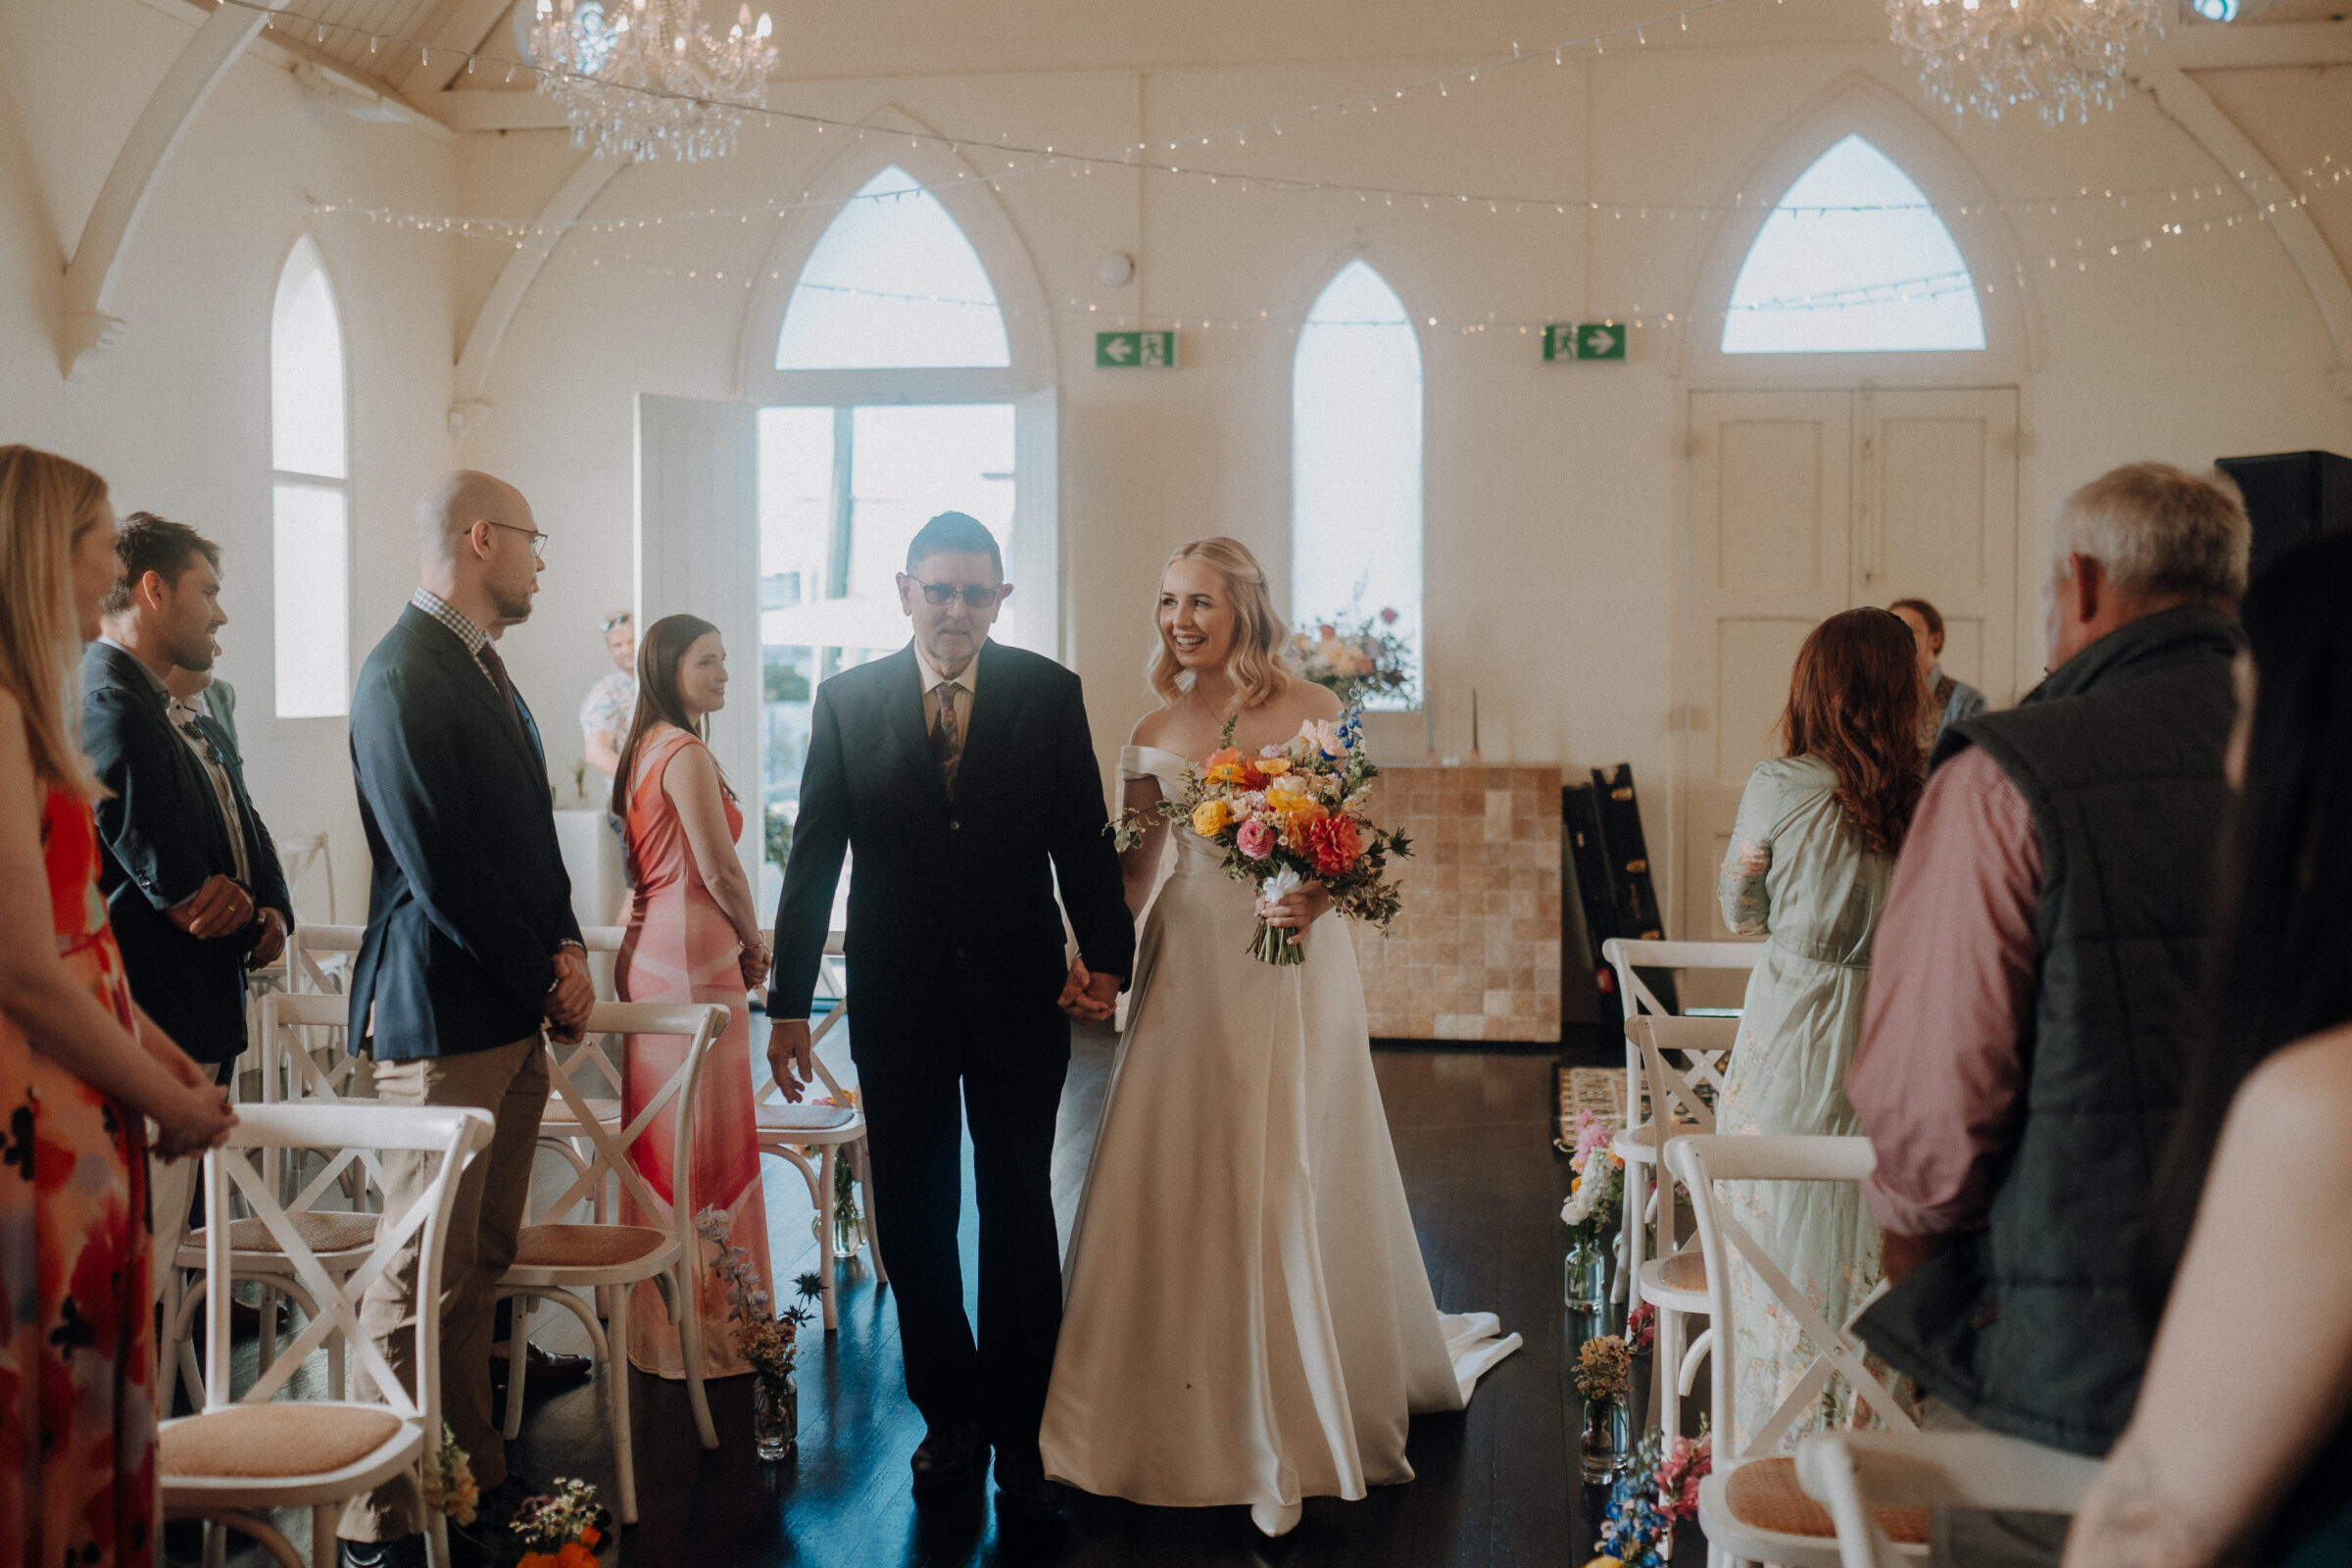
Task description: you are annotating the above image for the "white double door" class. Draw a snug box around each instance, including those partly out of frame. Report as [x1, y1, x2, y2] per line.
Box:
[1676, 386, 2021, 943]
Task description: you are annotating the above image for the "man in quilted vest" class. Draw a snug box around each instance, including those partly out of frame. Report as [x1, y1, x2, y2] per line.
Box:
[1849, 463, 2250, 1567]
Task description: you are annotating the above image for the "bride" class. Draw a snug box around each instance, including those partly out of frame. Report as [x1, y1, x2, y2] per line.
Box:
[1039, 537, 1520, 1538]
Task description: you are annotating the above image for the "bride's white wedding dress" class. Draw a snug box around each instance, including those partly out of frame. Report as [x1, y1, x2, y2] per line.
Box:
[1039, 744, 1521, 1516]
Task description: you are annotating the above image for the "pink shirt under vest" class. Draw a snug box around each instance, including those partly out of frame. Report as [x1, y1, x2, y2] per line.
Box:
[1847, 745, 2044, 1239]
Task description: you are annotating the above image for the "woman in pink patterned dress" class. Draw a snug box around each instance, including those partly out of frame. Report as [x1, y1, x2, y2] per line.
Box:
[611, 614, 772, 1379]
[0, 446, 238, 1567]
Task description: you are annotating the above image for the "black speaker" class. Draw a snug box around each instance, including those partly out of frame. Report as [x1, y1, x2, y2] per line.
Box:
[2216, 450, 2352, 581]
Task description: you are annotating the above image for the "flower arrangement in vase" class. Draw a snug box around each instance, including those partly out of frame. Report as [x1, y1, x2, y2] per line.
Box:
[1561, 1108, 1627, 1310]
[1576, 1335, 1635, 1484]
[699, 1206, 815, 1461]
[1588, 1423, 1713, 1568]
[423, 1426, 609, 1567]
[1291, 603, 1417, 711]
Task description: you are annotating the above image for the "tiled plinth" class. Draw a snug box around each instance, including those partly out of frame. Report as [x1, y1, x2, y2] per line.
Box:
[1350, 763, 1562, 1043]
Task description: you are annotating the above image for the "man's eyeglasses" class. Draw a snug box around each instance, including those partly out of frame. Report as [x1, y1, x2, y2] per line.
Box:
[910, 580, 1004, 610]
[602, 612, 633, 632]
[485, 520, 549, 561]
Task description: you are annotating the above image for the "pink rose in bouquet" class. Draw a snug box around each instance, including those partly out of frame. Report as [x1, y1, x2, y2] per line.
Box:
[1236, 818, 1276, 860]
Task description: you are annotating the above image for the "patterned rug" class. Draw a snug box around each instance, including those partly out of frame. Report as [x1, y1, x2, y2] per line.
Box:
[1555, 1064, 1625, 1150]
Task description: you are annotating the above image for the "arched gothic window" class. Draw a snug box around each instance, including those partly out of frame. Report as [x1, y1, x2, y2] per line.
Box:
[774, 166, 1010, 368]
[1291, 260, 1422, 702]
[1722, 134, 1985, 355]
[270, 234, 350, 717]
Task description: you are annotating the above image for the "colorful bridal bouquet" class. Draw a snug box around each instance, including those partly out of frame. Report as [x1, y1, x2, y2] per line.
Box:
[1291, 605, 1417, 710]
[1589, 1424, 1713, 1568]
[1560, 1108, 1627, 1244]
[1111, 710, 1412, 965]
[424, 1426, 609, 1568]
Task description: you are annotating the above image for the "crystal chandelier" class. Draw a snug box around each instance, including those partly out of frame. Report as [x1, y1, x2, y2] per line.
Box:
[1886, 0, 2166, 125]
[531, 0, 777, 163]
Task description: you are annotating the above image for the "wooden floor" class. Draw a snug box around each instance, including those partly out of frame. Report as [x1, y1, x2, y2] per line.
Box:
[496, 1030, 1605, 1568]
[193, 1030, 1624, 1566]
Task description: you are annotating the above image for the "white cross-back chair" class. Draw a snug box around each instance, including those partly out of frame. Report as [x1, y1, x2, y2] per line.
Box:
[1668, 1133, 1925, 1568]
[753, 934, 881, 1333]
[1796, 1432, 2100, 1568]
[1600, 938, 1760, 1311]
[171, 993, 386, 1409]
[1627, 1013, 1737, 1441]
[494, 1001, 727, 1524]
[286, 923, 365, 995]
[163, 1102, 492, 1568]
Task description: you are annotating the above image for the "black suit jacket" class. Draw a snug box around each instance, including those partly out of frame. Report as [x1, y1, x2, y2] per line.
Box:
[767, 640, 1134, 1076]
[348, 605, 582, 1061]
[81, 641, 292, 1065]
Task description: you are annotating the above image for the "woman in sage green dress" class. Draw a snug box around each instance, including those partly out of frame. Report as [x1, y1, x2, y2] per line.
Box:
[1715, 608, 1925, 1450]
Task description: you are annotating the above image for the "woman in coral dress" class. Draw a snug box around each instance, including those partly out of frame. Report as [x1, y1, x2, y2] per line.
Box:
[0, 445, 238, 1566]
[611, 614, 772, 1379]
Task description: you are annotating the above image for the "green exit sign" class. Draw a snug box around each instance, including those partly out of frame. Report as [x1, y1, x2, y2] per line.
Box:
[1096, 330, 1178, 368]
[1544, 322, 1626, 362]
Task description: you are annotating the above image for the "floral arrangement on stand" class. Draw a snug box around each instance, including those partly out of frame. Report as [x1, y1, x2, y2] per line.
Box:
[423, 1426, 609, 1568]
[1111, 712, 1412, 965]
[797, 1088, 866, 1258]
[1588, 1423, 1713, 1568]
[700, 1207, 816, 1461]
[1291, 604, 1417, 711]
[1625, 1302, 1656, 1359]
[1576, 1335, 1636, 1483]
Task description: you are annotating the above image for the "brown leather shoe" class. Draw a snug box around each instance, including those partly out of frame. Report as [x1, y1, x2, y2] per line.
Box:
[489, 1343, 593, 1391]
[910, 1422, 988, 1497]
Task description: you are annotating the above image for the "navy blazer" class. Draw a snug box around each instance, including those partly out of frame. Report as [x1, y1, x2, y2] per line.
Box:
[766, 640, 1134, 1077]
[81, 641, 291, 1065]
[348, 605, 582, 1060]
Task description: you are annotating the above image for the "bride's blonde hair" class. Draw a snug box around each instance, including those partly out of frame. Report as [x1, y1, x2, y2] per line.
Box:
[1147, 537, 1291, 711]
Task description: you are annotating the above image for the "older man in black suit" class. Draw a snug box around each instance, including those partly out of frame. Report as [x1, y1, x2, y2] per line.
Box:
[765, 511, 1134, 1527]
[337, 471, 596, 1565]
[84, 514, 292, 1276]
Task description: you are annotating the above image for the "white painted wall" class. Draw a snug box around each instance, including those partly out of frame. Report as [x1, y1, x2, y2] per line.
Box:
[5, 0, 2348, 935]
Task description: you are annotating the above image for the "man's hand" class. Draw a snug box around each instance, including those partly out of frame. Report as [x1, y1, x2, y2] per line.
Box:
[1058, 956, 1117, 1024]
[1881, 1229, 1950, 1285]
[166, 874, 255, 941]
[766, 1018, 814, 1103]
[246, 907, 288, 969]
[545, 948, 593, 1044]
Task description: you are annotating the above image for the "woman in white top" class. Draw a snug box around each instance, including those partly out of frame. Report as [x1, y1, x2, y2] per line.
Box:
[1039, 537, 1518, 1538]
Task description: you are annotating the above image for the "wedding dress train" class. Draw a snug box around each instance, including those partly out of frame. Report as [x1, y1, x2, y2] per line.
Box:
[1039, 744, 1520, 1518]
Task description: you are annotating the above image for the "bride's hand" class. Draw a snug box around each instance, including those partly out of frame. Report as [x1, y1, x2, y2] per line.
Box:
[1256, 881, 1331, 932]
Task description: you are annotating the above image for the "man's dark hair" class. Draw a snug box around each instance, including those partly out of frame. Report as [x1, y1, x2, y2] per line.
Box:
[905, 511, 1003, 580]
[106, 512, 221, 615]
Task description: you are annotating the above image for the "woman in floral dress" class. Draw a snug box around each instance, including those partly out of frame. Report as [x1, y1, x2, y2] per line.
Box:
[0, 446, 239, 1567]
[1715, 608, 1923, 1450]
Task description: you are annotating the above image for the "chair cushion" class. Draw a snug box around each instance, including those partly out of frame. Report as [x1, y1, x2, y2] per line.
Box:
[1724, 1455, 1931, 1544]
[1655, 1249, 1708, 1295]
[755, 1102, 858, 1135]
[513, 1224, 668, 1269]
[541, 1097, 619, 1128]
[189, 1211, 380, 1255]
[162, 1404, 406, 1479]
[1615, 1122, 1657, 1156]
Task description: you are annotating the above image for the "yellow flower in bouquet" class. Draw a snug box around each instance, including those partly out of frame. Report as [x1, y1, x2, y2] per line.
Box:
[1191, 799, 1233, 837]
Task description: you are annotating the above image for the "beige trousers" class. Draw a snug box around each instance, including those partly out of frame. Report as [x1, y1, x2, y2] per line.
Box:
[340, 1033, 547, 1542]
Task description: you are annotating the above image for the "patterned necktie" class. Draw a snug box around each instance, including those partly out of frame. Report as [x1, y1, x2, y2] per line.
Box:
[474, 640, 527, 741]
[931, 680, 963, 799]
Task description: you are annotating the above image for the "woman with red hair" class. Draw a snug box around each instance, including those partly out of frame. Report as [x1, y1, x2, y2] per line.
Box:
[1715, 608, 1925, 1447]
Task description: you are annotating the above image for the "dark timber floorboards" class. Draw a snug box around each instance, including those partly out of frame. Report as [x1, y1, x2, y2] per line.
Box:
[203, 1028, 1624, 1567]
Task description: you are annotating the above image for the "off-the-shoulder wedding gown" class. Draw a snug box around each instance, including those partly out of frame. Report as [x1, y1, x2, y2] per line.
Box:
[1039, 745, 1521, 1534]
